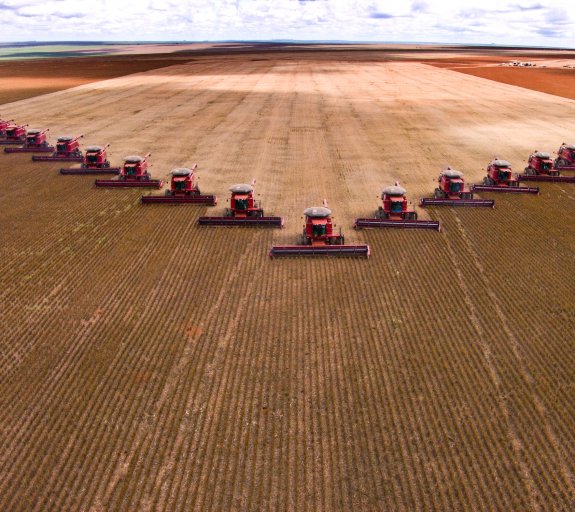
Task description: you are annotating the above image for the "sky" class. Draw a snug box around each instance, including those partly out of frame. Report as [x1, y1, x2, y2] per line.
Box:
[0, 0, 572, 47]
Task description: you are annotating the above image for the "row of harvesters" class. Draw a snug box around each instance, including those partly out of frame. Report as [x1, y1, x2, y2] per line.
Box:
[3, 114, 573, 258]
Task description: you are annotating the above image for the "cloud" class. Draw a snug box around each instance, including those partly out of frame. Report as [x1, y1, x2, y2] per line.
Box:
[0, 0, 572, 47]
[512, 3, 545, 11]
[411, 2, 429, 14]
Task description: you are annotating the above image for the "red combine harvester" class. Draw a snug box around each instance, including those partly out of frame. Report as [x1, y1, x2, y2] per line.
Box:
[32, 135, 84, 162]
[4, 128, 54, 153]
[355, 183, 440, 230]
[142, 165, 217, 205]
[0, 118, 14, 138]
[420, 168, 494, 207]
[472, 159, 539, 194]
[270, 202, 370, 257]
[60, 144, 120, 175]
[519, 150, 575, 183]
[95, 153, 163, 188]
[554, 143, 575, 171]
[0, 124, 28, 145]
[198, 181, 282, 226]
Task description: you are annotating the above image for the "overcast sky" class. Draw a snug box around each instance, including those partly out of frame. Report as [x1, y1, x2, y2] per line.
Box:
[0, 0, 572, 47]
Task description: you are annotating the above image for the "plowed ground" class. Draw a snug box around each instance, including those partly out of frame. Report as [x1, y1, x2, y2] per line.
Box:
[0, 50, 574, 511]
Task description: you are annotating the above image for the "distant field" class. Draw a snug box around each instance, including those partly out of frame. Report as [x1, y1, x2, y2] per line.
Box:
[0, 46, 574, 510]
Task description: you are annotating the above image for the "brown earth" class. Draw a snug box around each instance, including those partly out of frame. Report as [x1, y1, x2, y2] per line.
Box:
[0, 46, 574, 510]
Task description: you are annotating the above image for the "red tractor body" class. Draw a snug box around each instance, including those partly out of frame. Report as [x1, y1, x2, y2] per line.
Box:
[525, 151, 557, 176]
[0, 118, 14, 137]
[95, 153, 162, 188]
[3, 128, 54, 153]
[141, 165, 217, 204]
[519, 150, 575, 183]
[0, 124, 28, 145]
[32, 135, 84, 161]
[420, 168, 494, 207]
[355, 184, 440, 230]
[472, 159, 539, 194]
[270, 204, 370, 257]
[554, 143, 575, 170]
[60, 144, 120, 174]
[198, 182, 282, 226]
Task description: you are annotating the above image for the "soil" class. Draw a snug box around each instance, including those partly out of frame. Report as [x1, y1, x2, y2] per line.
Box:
[0, 45, 574, 511]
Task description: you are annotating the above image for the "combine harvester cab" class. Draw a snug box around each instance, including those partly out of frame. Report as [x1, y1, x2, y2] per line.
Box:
[355, 183, 440, 230]
[472, 159, 539, 194]
[0, 118, 14, 138]
[554, 143, 575, 171]
[420, 168, 494, 207]
[4, 128, 54, 153]
[61, 144, 120, 175]
[519, 150, 575, 183]
[271, 203, 370, 257]
[141, 165, 217, 205]
[95, 153, 163, 188]
[0, 124, 28, 145]
[32, 134, 84, 162]
[198, 181, 282, 226]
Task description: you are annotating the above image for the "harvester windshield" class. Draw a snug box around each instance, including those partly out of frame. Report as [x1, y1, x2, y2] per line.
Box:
[174, 179, 186, 191]
[390, 201, 403, 213]
[125, 165, 137, 176]
[57, 143, 67, 152]
[234, 198, 248, 210]
[450, 181, 462, 193]
[312, 223, 327, 237]
[26, 134, 36, 144]
[541, 161, 551, 170]
[86, 153, 99, 164]
[498, 170, 510, 181]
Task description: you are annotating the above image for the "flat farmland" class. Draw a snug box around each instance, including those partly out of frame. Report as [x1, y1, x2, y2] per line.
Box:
[0, 49, 574, 510]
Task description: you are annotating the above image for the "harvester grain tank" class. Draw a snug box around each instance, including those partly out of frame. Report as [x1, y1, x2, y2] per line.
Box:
[420, 168, 494, 207]
[471, 159, 539, 194]
[4, 129, 54, 153]
[141, 165, 217, 204]
[60, 144, 120, 175]
[270, 202, 370, 257]
[519, 150, 575, 183]
[95, 153, 163, 188]
[32, 134, 84, 162]
[198, 181, 282, 226]
[554, 143, 575, 171]
[0, 124, 28, 145]
[354, 183, 440, 230]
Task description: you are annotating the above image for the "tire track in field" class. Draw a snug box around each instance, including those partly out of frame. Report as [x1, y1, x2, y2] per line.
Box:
[449, 211, 575, 504]
[434, 209, 541, 511]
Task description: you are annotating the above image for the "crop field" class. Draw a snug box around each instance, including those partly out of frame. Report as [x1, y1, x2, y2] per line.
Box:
[0, 47, 574, 510]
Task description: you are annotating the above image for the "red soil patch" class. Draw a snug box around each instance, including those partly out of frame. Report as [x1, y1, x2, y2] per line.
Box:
[426, 56, 575, 101]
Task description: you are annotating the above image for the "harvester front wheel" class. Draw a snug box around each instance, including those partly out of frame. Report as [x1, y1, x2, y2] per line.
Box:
[434, 188, 444, 199]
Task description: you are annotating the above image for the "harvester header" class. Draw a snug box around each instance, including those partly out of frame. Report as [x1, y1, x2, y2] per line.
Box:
[141, 164, 217, 205]
[520, 150, 575, 183]
[3, 128, 54, 154]
[355, 182, 440, 230]
[198, 180, 282, 226]
[420, 167, 495, 207]
[271, 201, 370, 257]
[472, 158, 539, 194]
[95, 152, 162, 188]
[0, 123, 29, 145]
[32, 133, 84, 162]
[60, 143, 120, 175]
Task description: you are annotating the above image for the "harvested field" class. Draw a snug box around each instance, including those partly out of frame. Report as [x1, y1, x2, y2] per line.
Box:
[0, 47, 574, 510]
